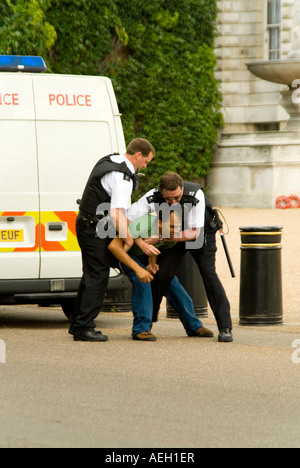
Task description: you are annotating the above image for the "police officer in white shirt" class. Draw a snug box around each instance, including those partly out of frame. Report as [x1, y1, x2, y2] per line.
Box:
[70, 139, 155, 342]
[127, 172, 205, 254]
[127, 171, 233, 343]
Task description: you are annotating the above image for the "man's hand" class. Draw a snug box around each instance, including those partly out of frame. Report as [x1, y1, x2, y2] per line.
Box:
[146, 263, 160, 275]
[144, 235, 174, 245]
[134, 238, 161, 256]
[144, 236, 160, 246]
[136, 267, 154, 283]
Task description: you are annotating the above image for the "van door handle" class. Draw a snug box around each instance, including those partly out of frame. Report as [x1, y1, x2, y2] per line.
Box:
[49, 224, 63, 231]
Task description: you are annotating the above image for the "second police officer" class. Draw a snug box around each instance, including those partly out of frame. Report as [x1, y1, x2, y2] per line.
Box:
[127, 171, 233, 343]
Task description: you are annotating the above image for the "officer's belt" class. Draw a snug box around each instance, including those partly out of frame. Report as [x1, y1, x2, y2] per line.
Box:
[78, 210, 100, 225]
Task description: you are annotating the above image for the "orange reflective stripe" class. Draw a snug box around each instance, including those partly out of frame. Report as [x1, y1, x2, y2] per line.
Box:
[1, 211, 26, 217]
[40, 223, 66, 252]
[40, 211, 79, 252]
[54, 211, 77, 237]
[0, 211, 79, 253]
[0, 211, 39, 253]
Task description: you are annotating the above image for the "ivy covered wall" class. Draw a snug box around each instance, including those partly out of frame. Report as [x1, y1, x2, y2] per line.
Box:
[0, 0, 222, 193]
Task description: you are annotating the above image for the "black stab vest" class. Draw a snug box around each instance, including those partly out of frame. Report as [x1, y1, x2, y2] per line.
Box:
[146, 181, 216, 232]
[146, 181, 201, 208]
[79, 154, 136, 216]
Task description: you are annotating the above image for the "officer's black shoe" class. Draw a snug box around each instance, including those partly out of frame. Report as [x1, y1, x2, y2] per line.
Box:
[73, 330, 108, 342]
[218, 328, 233, 343]
[69, 325, 103, 336]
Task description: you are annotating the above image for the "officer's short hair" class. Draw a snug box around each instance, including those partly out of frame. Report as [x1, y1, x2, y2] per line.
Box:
[126, 138, 155, 158]
[159, 172, 183, 192]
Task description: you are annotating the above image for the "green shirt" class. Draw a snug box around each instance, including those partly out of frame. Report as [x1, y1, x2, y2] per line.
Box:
[129, 214, 177, 256]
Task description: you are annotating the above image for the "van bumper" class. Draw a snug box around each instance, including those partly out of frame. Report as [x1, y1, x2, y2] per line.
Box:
[0, 274, 131, 304]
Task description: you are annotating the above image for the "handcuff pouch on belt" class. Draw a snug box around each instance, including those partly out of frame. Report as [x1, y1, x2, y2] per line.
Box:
[77, 211, 100, 231]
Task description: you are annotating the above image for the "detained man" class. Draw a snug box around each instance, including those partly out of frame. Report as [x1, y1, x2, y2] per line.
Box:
[108, 208, 213, 341]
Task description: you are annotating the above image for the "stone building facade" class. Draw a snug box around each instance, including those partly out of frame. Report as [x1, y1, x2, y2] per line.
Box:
[207, 0, 300, 208]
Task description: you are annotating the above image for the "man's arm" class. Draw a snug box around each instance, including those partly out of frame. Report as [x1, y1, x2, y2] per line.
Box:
[108, 237, 154, 283]
[101, 171, 135, 252]
[146, 255, 160, 275]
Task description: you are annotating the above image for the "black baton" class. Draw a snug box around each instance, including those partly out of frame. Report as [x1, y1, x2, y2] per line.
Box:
[219, 229, 236, 278]
[213, 209, 236, 278]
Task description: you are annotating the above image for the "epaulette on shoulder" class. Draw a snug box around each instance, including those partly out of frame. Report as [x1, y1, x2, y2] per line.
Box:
[146, 189, 163, 204]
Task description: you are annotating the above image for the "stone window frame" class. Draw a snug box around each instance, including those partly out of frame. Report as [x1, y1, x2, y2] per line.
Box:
[266, 0, 282, 60]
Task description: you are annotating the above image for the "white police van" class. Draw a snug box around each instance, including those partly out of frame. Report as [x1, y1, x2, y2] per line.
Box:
[0, 55, 129, 317]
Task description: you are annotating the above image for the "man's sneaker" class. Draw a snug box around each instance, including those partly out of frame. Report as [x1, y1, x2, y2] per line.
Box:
[189, 326, 214, 338]
[132, 331, 157, 341]
[218, 328, 233, 343]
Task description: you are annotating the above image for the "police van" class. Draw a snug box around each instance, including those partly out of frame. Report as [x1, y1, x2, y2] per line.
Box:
[0, 55, 129, 318]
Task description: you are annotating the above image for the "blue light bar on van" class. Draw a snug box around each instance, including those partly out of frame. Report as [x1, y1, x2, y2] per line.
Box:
[0, 55, 47, 73]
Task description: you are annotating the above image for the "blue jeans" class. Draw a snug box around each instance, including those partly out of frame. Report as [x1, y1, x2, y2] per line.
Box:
[165, 276, 203, 336]
[122, 255, 153, 336]
[123, 254, 203, 336]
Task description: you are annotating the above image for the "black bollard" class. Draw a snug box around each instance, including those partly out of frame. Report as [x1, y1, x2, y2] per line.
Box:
[239, 226, 283, 326]
[167, 252, 208, 319]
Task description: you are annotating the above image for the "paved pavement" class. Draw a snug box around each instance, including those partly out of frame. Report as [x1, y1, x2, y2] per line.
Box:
[0, 306, 299, 448]
[214, 207, 300, 329]
[0, 207, 299, 448]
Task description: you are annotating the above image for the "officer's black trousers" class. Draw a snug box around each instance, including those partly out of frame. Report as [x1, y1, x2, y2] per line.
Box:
[71, 222, 113, 332]
[152, 233, 232, 331]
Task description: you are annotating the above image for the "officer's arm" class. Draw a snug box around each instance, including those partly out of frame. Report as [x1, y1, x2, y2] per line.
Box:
[108, 238, 154, 283]
[127, 191, 155, 221]
[144, 227, 201, 244]
[134, 237, 161, 256]
[110, 208, 133, 252]
[174, 227, 201, 242]
[180, 190, 205, 242]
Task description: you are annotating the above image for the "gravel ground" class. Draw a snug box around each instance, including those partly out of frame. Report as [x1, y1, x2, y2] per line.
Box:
[160, 207, 300, 333]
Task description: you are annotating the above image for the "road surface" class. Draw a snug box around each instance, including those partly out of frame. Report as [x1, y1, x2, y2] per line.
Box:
[0, 305, 299, 448]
